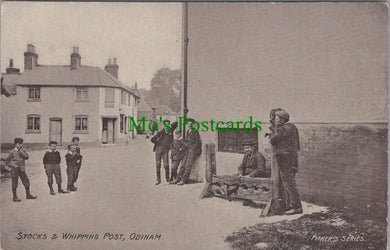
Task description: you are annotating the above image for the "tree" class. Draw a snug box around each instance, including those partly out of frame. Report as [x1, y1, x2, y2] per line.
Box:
[141, 67, 181, 113]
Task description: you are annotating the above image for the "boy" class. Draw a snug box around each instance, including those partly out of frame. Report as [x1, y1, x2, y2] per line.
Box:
[151, 120, 174, 185]
[6, 138, 37, 202]
[43, 141, 68, 195]
[72, 137, 83, 185]
[65, 144, 81, 192]
[169, 130, 187, 184]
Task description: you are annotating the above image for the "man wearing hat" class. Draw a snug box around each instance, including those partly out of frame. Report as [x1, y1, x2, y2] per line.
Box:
[270, 110, 302, 215]
[174, 118, 202, 185]
[5, 138, 37, 201]
[151, 120, 176, 185]
[237, 140, 268, 178]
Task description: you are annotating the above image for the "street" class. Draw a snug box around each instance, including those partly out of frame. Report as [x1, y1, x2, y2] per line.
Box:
[0, 136, 324, 250]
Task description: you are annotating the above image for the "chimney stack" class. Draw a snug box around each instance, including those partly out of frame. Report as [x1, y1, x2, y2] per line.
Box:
[70, 46, 81, 70]
[134, 82, 138, 89]
[104, 57, 119, 79]
[6, 59, 20, 74]
[24, 44, 38, 70]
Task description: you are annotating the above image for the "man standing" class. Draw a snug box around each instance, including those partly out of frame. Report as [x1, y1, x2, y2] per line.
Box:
[270, 110, 302, 215]
[174, 118, 202, 186]
[6, 138, 37, 202]
[237, 140, 269, 178]
[151, 120, 174, 185]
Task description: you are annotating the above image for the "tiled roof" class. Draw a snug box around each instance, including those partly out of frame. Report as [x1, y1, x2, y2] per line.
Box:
[155, 105, 177, 116]
[138, 99, 153, 112]
[13, 65, 139, 97]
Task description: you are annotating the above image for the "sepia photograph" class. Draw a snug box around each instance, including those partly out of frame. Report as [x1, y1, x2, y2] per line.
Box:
[0, 1, 388, 249]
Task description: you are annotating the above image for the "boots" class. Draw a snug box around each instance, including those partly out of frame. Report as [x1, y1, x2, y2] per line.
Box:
[49, 184, 55, 195]
[58, 184, 69, 194]
[25, 186, 37, 199]
[12, 188, 21, 202]
[165, 168, 170, 182]
[155, 170, 161, 185]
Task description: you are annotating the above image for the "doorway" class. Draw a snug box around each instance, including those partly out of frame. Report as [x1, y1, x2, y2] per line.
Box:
[49, 118, 62, 144]
[102, 118, 116, 144]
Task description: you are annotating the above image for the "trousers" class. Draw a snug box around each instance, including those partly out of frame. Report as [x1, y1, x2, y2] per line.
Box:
[171, 160, 181, 180]
[155, 148, 169, 171]
[277, 153, 302, 209]
[11, 167, 30, 196]
[67, 166, 77, 188]
[177, 148, 199, 183]
[45, 164, 62, 186]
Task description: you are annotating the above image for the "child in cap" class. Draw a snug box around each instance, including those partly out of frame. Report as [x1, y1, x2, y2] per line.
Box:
[43, 141, 69, 195]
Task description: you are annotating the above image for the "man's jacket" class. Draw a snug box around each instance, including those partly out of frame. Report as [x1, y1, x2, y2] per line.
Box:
[6, 148, 29, 172]
[270, 122, 300, 155]
[238, 151, 267, 177]
[171, 139, 187, 161]
[151, 130, 173, 152]
[185, 130, 202, 156]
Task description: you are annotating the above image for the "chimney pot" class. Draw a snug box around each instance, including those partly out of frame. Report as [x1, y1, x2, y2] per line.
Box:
[27, 44, 35, 53]
[6, 58, 20, 74]
[104, 57, 119, 79]
[24, 44, 38, 70]
[70, 46, 81, 70]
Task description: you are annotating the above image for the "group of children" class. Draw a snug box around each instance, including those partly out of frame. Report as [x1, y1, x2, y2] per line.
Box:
[151, 119, 202, 186]
[5, 137, 83, 202]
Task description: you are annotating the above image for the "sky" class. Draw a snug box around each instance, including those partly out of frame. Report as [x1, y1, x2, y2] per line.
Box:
[1, 2, 182, 89]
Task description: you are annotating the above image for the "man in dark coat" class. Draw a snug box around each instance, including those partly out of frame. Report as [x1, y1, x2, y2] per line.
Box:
[151, 120, 175, 185]
[270, 110, 302, 215]
[174, 118, 202, 185]
[237, 140, 269, 178]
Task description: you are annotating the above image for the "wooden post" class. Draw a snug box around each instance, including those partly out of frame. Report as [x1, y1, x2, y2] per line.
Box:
[261, 154, 279, 216]
[205, 143, 216, 183]
[200, 143, 216, 199]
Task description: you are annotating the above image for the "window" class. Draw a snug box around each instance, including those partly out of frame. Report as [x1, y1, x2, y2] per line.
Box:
[120, 114, 124, 133]
[28, 87, 40, 101]
[74, 115, 88, 133]
[26, 115, 40, 133]
[127, 93, 131, 106]
[75, 87, 88, 101]
[218, 128, 259, 153]
[121, 90, 126, 105]
[105, 88, 115, 107]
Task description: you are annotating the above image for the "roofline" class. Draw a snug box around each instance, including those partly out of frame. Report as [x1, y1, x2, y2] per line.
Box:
[8, 65, 141, 99]
[14, 83, 140, 97]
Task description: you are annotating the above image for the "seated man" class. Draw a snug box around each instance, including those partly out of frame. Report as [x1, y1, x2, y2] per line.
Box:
[237, 140, 269, 178]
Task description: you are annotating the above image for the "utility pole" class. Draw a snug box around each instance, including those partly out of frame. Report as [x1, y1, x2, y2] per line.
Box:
[182, 2, 189, 140]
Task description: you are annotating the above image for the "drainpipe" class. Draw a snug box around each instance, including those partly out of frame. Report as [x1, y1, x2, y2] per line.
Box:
[182, 2, 189, 140]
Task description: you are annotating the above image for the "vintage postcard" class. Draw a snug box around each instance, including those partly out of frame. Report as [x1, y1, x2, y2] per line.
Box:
[0, 1, 388, 249]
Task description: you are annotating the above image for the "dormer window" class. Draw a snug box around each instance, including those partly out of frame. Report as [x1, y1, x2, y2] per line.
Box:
[27, 87, 40, 101]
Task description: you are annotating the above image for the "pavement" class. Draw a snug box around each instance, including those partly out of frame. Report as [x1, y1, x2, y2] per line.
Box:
[0, 136, 327, 250]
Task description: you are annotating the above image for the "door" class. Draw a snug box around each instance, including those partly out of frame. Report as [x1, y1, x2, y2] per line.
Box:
[102, 118, 115, 144]
[107, 119, 114, 144]
[49, 118, 62, 144]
